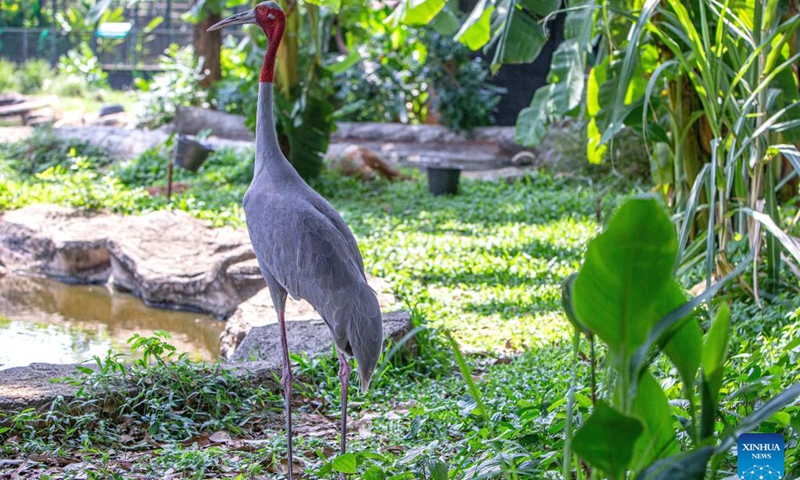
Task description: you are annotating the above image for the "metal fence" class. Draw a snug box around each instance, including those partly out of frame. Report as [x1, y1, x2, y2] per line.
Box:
[0, 26, 194, 67]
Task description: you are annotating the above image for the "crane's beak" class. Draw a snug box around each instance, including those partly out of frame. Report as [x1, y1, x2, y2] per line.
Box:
[207, 9, 256, 31]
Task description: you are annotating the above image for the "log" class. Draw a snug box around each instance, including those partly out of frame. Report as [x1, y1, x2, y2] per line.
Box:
[174, 107, 254, 141]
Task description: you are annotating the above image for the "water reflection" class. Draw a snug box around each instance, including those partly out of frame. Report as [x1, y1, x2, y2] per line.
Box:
[0, 275, 225, 369]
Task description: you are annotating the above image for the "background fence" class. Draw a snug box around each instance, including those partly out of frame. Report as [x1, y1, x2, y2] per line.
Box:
[0, 26, 193, 67]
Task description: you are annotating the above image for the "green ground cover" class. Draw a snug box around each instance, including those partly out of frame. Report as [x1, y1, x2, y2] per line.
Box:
[0, 132, 798, 479]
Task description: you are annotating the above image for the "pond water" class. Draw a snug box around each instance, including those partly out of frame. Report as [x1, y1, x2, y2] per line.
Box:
[0, 275, 225, 370]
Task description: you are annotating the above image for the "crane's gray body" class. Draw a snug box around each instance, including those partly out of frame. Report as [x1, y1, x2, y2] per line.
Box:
[244, 83, 383, 390]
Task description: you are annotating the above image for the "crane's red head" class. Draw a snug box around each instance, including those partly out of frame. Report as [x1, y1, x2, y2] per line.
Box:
[207, 1, 286, 83]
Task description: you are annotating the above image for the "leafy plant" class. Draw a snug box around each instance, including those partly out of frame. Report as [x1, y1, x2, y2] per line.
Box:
[0, 58, 18, 92]
[519, 0, 800, 296]
[389, 0, 559, 72]
[135, 45, 209, 129]
[424, 30, 505, 131]
[563, 196, 800, 479]
[52, 44, 109, 96]
[17, 59, 51, 93]
[331, 10, 429, 124]
[0, 125, 113, 177]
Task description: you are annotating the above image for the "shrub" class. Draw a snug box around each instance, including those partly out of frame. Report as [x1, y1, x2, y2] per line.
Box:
[0, 58, 18, 93]
[0, 125, 113, 177]
[424, 31, 504, 132]
[134, 45, 208, 129]
[53, 44, 108, 96]
[17, 59, 51, 93]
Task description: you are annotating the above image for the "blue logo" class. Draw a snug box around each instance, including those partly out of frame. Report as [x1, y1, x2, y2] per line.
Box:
[738, 433, 784, 480]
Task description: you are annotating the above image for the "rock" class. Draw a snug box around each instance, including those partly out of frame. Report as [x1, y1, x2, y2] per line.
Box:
[106, 210, 259, 318]
[220, 275, 398, 359]
[0, 205, 118, 283]
[51, 126, 251, 161]
[99, 104, 125, 117]
[0, 363, 97, 411]
[228, 310, 413, 364]
[0, 205, 265, 317]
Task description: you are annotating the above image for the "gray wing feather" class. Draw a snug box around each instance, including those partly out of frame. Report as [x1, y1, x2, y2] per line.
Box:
[245, 189, 382, 382]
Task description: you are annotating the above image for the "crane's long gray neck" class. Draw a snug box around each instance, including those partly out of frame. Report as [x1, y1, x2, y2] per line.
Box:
[254, 82, 295, 184]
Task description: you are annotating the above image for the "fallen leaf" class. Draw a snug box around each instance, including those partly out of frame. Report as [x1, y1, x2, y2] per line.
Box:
[181, 434, 210, 448]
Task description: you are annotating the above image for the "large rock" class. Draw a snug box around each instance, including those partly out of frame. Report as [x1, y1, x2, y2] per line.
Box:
[220, 275, 398, 359]
[0, 363, 97, 411]
[0, 205, 118, 283]
[106, 210, 261, 318]
[228, 310, 413, 364]
[0, 205, 264, 317]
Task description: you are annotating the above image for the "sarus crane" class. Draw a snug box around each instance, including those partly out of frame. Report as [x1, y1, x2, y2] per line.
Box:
[208, 3, 384, 478]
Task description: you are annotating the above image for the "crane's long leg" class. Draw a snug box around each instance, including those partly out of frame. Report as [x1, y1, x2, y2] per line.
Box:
[338, 351, 351, 480]
[277, 309, 294, 480]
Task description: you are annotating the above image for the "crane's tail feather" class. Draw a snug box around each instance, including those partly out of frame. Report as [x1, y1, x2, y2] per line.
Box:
[347, 283, 383, 394]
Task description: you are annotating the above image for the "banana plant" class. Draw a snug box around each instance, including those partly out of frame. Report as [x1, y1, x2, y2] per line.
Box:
[388, 0, 560, 72]
[563, 196, 800, 479]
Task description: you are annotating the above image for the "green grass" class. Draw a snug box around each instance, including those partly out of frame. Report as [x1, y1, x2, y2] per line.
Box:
[1, 133, 799, 479]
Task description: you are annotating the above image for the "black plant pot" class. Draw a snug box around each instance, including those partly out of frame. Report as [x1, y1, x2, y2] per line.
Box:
[174, 136, 213, 172]
[427, 166, 461, 196]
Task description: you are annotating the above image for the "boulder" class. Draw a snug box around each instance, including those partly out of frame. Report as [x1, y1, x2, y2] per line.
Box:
[0, 363, 97, 411]
[228, 310, 413, 364]
[220, 275, 398, 359]
[0, 205, 118, 283]
[106, 210, 260, 318]
[0, 205, 264, 317]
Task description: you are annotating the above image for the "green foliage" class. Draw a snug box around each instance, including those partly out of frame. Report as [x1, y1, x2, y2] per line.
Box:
[135, 45, 209, 129]
[0, 58, 18, 93]
[52, 44, 109, 96]
[332, 11, 503, 131]
[331, 11, 429, 124]
[514, 0, 800, 295]
[0, 125, 113, 177]
[2, 160, 800, 477]
[17, 59, 51, 94]
[390, 0, 556, 71]
[425, 31, 505, 131]
[564, 196, 800, 479]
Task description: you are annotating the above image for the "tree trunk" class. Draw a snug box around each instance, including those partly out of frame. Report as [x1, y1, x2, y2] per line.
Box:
[193, 12, 222, 89]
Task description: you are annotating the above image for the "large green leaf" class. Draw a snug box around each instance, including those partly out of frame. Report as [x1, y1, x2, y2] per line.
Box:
[491, 2, 547, 68]
[515, 39, 584, 147]
[518, 0, 560, 16]
[547, 40, 585, 113]
[515, 86, 552, 146]
[572, 196, 678, 360]
[332, 452, 357, 474]
[630, 372, 680, 474]
[278, 86, 334, 180]
[586, 59, 609, 163]
[599, 0, 660, 146]
[454, 0, 494, 50]
[573, 402, 644, 479]
[657, 283, 701, 392]
[386, 0, 447, 26]
[634, 446, 714, 480]
[699, 303, 731, 440]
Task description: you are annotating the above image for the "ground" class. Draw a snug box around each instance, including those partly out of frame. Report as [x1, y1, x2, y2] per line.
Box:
[1, 143, 799, 479]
